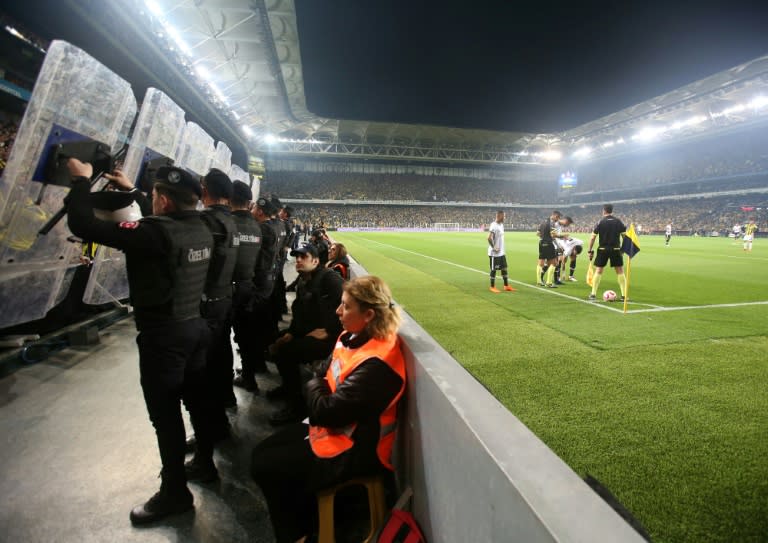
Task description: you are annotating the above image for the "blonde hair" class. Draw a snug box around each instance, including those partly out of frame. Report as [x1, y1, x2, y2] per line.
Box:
[344, 276, 401, 339]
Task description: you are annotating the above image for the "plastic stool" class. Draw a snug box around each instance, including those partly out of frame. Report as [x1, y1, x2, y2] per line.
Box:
[317, 475, 387, 543]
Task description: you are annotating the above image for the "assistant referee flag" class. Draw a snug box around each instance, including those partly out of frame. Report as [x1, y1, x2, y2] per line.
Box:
[621, 224, 641, 258]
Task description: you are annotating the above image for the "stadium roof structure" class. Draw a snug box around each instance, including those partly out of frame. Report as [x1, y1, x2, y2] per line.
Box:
[98, 0, 768, 167]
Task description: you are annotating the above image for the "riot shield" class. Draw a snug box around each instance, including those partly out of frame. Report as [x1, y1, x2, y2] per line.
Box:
[212, 141, 232, 173]
[82, 88, 186, 306]
[0, 40, 136, 329]
[175, 122, 214, 176]
[229, 163, 259, 200]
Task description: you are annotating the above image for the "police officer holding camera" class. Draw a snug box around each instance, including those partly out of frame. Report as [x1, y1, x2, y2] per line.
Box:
[66, 158, 215, 525]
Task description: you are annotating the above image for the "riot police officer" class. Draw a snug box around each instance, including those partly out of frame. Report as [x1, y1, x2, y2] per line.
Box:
[188, 168, 238, 480]
[234, 197, 279, 390]
[65, 158, 214, 525]
[229, 181, 262, 394]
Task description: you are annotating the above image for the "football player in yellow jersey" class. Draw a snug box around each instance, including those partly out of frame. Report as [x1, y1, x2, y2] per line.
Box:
[743, 218, 758, 252]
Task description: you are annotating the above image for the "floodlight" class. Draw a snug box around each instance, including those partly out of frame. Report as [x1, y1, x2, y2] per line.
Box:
[572, 147, 592, 158]
[242, 125, 254, 137]
[263, 133, 278, 145]
[632, 126, 666, 142]
[145, 0, 163, 16]
[165, 24, 192, 56]
[195, 65, 210, 80]
[535, 150, 561, 160]
[749, 96, 768, 109]
[721, 103, 746, 116]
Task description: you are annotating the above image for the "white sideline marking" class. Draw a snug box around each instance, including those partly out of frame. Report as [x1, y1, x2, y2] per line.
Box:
[629, 301, 768, 313]
[357, 236, 768, 314]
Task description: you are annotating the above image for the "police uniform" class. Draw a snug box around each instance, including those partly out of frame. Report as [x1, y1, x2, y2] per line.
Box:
[199, 198, 238, 435]
[237, 198, 279, 385]
[66, 166, 214, 524]
[230, 181, 263, 392]
[270, 196, 292, 317]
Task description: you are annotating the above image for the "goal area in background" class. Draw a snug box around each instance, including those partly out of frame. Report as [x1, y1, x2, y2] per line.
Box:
[432, 222, 461, 231]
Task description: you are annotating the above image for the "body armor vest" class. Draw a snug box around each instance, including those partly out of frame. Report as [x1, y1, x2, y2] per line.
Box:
[231, 211, 262, 283]
[266, 218, 284, 273]
[255, 219, 279, 276]
[200, 207, 238, 299]
[128, 214, 212, 327]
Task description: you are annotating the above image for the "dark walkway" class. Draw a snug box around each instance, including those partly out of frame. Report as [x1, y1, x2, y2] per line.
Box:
[0, 271, 298, 542]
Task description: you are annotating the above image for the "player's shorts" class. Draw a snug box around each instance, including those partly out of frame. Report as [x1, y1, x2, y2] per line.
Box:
[538, 240, 557, 260]
[743, 235, 754, 242]
[489, 255, 507, 271]
[594, 247, 623, 268]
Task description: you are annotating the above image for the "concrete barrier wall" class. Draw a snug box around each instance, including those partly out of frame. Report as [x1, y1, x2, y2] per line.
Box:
[348, 260, 646, 543]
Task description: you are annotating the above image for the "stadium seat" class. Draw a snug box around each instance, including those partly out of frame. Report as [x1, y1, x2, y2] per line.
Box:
[317, 475, 387, 543]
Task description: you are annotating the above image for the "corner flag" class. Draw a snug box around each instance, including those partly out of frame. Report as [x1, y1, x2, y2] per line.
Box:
[621, 224, 641, 258]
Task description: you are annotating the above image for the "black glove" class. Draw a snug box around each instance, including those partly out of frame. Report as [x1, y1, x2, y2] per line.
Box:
[588, 250, 594, 261]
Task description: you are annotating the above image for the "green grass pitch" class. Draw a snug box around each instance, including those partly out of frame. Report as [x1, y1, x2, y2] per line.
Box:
[332, 231, 768, 543]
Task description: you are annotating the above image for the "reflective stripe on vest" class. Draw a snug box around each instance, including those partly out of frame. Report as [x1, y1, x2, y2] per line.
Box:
[309, 334, 405, 470]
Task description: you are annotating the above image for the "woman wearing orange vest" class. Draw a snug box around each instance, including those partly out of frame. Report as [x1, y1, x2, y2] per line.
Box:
[251, 276, 405, 543]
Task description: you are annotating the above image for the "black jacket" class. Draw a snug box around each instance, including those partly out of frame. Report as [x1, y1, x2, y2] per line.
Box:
[289, 267, 343, 338]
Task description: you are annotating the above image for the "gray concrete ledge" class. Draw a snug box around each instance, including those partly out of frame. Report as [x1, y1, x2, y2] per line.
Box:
[348, 259, 646, 543]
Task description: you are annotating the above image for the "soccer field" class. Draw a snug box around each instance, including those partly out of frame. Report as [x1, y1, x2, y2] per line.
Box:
[332, 231, 768, 543]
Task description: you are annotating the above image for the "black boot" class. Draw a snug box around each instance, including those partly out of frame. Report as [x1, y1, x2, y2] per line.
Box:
[129, 487, 193, 525]
[184, 456, 219, 483]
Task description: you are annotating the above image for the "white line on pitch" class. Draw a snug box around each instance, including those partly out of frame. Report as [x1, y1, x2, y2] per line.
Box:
[355, 237, 768, 314]
[357, 237, 627, 312]
[628, 300, 768, 313]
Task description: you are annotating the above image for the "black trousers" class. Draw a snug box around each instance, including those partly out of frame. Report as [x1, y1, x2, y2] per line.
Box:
[136, 318, 213, 494]
[201, 298, 234, 434]
[272, 334, 336, 406]
[234, 292, 274, 379]
[251, 423, 316, 542]
[252, 423, 389, 543]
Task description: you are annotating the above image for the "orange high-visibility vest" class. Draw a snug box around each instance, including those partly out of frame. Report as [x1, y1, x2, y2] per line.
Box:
[309, 334, 406, 470]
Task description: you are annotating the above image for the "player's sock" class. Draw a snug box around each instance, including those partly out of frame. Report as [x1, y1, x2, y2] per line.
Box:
[502, 272, 509, 287]
[536, 265, 544, 283]
[569, 261, 576, 277]
[591, 273, 602, 296]
[545, 265, 555, 285]
[554, 265, 561, 283]
[490, 270, 496, 287]
[617, 273, 626, 297]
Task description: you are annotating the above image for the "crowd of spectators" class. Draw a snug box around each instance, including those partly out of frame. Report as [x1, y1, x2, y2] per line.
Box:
[262, 171, 556, 203]
[573, 123, 768, 197]
[287, 195, 766, 236]
[0, 113, 20, 174]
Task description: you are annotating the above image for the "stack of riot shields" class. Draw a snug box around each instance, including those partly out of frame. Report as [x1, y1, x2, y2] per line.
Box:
[82, 89, 187, 306]
[0, 41, 136, 329]
[0, 40, 243, 330]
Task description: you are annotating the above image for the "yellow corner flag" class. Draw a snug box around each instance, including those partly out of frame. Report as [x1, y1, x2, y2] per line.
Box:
[621, 223, 640, 313]
[586, 260, 594, 287]
[621, 224, 641, 258]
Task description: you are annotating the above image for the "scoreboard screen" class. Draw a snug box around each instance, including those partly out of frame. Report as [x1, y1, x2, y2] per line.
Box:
[558, 171, 578, 190]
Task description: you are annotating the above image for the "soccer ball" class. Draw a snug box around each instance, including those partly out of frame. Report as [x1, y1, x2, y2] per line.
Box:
[603, 290, 617, 302]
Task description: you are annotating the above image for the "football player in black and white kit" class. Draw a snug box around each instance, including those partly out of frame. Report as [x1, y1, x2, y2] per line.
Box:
[487, 210, 515, 292]
[551, 216, 573, 285]
[557, 236, 584, 281]
[665, 223, 672, 246]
